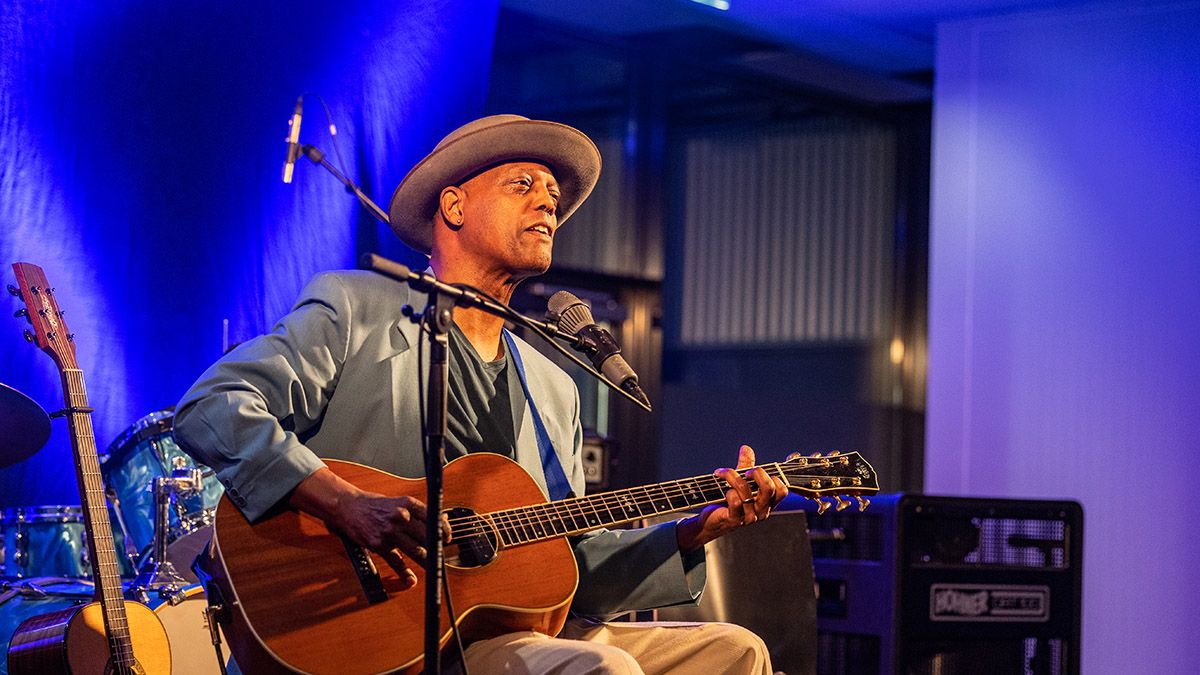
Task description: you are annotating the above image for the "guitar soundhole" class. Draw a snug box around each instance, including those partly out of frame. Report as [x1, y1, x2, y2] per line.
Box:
[444, 507, 497, 569]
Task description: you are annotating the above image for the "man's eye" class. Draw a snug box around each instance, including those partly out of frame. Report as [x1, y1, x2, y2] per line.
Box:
[513, 179, 532, 189]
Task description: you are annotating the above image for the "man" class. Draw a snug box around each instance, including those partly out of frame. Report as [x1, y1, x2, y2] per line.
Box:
[176, 114, 787, 673]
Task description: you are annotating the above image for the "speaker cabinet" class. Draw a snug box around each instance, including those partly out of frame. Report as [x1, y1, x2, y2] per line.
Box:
[802, 494, 1082, 675]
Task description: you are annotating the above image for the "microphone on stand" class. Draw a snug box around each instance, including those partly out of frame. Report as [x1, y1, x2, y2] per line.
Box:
[548, 291, 651, 408]
[281, 95, 304, 184]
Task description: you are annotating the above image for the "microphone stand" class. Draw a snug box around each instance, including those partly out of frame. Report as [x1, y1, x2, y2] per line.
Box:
[360, 254, 650, 672]
[300, 144, 391, 225]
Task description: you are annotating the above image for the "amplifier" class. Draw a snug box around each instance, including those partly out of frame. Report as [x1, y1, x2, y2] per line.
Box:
[801, 493, 1082, 675]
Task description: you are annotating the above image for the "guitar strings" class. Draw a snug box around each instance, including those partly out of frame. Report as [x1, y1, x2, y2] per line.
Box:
[443, 459, 853, 533]
[443, 464, 778, 535]
[443, 476, 739, 544]
[443, 463, 841, 542]
[63, 369, 137, 665]
[442, 461, 860, 545]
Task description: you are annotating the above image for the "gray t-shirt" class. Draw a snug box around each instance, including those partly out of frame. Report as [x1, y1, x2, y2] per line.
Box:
[445, 323, 523, 460]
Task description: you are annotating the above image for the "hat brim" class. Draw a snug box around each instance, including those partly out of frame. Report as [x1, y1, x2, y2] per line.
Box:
[388, 118, 601, 255]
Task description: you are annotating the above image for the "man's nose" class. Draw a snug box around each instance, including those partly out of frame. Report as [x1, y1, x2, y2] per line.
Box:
[531, 183, 557, 215]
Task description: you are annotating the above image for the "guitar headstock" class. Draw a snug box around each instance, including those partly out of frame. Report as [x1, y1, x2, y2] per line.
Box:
[10, 263, 77, 370]
[778, 451, 879, 514]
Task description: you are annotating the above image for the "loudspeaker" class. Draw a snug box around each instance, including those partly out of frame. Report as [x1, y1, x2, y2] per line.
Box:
[802, 493, 1082, 675]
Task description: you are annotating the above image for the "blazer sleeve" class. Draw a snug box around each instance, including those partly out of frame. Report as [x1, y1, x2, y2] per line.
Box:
[563, 385, 709, 617]
[173, 273, 351, 521]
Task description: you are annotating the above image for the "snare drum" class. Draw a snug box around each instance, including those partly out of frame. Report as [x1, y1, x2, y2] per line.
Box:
[0, 506, 133, 579]
[0, 578, 95, 675]
[101, 410, 224, 566]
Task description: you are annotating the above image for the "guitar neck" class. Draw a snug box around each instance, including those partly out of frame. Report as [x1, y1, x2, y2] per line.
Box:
[483, 464, 786, 549]
[59, 368, 136, 669]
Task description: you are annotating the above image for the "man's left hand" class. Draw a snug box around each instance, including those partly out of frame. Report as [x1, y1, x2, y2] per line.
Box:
[676, 445, 789, 553]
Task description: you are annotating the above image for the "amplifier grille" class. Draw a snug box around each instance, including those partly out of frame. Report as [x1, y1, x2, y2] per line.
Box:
[908, 513, 1070, 569]
[905, 637, 1067, 675]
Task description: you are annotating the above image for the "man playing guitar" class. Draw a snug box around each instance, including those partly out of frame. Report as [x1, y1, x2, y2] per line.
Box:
[175, 114, 787, 673]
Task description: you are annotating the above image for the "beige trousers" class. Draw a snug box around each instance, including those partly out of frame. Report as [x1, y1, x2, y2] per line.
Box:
[462, 618, 773, 675]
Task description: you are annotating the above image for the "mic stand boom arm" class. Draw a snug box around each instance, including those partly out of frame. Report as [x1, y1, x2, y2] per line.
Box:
[301, 144, 391, 225]
[361, 254, 651, 413]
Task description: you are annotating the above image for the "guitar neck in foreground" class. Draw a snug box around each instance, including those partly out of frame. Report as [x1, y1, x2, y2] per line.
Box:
[455, 452, 877, 552]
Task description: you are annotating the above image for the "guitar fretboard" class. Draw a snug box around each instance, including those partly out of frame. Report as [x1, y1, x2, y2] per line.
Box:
[63, 369, 136, 670]
[475, 465, 787, 548]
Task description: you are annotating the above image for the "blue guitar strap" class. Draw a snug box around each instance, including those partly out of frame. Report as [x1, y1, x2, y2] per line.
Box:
[503, 330, 572, 501]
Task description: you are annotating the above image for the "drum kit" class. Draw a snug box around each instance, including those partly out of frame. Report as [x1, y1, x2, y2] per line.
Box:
[1, 383, 230, 674]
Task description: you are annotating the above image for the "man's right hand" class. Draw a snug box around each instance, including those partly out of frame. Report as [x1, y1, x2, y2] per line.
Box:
[289, 467, 446, 590]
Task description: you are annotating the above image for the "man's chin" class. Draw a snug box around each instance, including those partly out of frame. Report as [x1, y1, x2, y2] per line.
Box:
[510, 255, 552, 281]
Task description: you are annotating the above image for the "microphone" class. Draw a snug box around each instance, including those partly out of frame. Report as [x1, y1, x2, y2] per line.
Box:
[281, 95, 304, 184]
[548, 291, 651, 408]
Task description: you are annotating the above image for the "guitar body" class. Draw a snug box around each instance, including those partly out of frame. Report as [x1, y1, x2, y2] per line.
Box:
[211, 453, 579, 675]
[6, 600, 171, 674]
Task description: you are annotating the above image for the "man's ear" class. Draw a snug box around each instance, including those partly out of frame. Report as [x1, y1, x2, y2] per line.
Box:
[439, 186, 465, 230]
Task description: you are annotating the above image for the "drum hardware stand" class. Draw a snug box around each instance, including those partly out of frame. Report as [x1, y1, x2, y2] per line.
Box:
[105, 486, 142, 569]
[1, 577, 84, 599]
[130, 460, 205, 604]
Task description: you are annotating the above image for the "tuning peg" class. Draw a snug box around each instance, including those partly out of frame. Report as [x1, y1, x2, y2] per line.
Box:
[811, 452, 823, 458]
[834, 495, 850, 511]
[815, 498, 831, 515]
[23, 329, 34, 342]
[14, 308, 27, 318]
[785, 452, 802, 461]
[854, 495, 871, 512]
[6, 284, 21, 298]
[828, 451, 841, 457]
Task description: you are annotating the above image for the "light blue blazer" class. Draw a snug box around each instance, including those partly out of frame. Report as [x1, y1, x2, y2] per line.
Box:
[174, 270, 704, 615]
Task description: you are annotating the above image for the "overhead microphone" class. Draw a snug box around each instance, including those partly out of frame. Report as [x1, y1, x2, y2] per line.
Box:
[281, 95, 304, 184]
[548, 291, 651, 408]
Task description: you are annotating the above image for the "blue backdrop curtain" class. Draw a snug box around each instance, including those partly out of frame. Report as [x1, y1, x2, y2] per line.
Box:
[0, 0, 500, 504]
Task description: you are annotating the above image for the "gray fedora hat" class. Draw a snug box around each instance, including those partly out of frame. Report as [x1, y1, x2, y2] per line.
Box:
[387, 114, 602, 255]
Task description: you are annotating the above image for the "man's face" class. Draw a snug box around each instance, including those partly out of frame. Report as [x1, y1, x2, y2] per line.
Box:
[454, 161, 561, 278]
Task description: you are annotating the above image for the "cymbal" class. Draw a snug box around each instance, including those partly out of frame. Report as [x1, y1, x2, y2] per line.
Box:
[0, 382, 51, 468]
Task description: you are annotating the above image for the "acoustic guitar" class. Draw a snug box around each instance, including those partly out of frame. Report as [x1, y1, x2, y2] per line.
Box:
[208, 449, 878, 674]
[6, 263, 171, 675]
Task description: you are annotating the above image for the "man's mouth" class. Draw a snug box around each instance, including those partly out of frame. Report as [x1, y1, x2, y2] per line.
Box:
[526, 223, 553, 238]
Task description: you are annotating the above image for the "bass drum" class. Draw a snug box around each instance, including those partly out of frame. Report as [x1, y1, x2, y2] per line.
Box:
[0, 578, 95, 675]
[146, 584, 230, 675]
